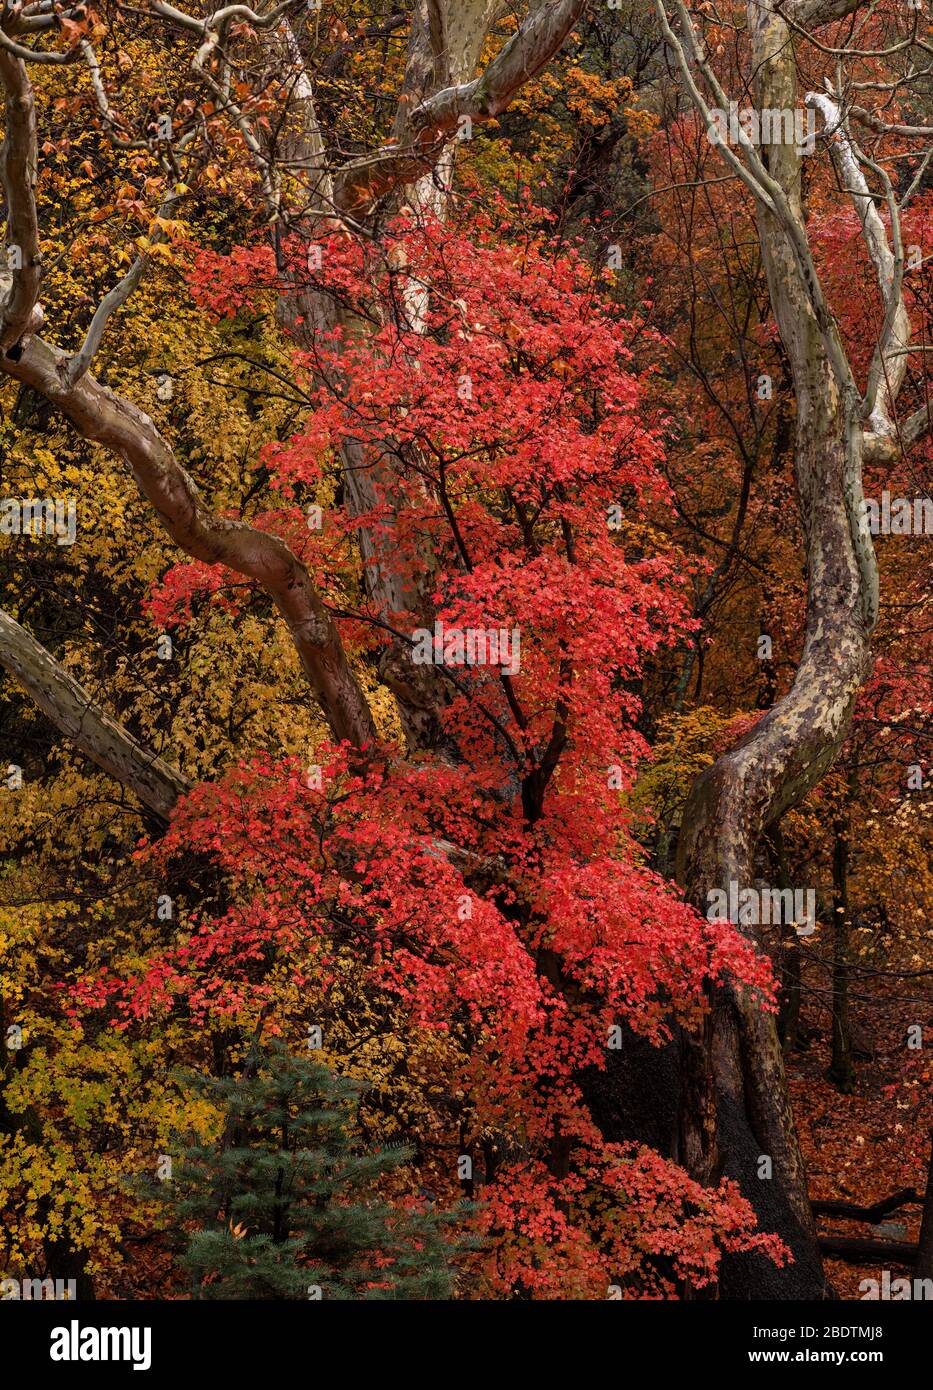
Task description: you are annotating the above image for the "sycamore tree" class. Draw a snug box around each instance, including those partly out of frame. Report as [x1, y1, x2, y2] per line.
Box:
[0, 0, 930, 1299]
[647, 0, 933, 1292]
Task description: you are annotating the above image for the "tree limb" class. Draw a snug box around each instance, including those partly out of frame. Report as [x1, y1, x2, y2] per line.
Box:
[0, 49, 377, 752]
[818, 1235, 918, 1265]
[812, 1188, 923, 1222]
[806, 91, 910, 438]
[333, 0, 587, 215]
[1, 333, 378, 750]
[0, 607, 189, 822]
[782, 0, 867, 25]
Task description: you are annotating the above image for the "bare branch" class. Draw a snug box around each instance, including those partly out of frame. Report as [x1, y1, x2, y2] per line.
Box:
[147, 1, 302, 36]
[0, 607, 189, 822]
[0, 27, 81, 65]
[782, 0, 868, 25]
[63, 168, 192, 385]
[806, 92, 910, 435]
[850, 105, 933, 139]
[62, 258, 148, 388]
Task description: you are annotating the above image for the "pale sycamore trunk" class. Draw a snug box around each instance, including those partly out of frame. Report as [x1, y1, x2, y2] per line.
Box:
[672, 0, 889, 1292]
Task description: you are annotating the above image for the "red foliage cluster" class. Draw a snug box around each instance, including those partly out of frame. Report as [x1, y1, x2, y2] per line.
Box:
[76, 211, 789, 1294]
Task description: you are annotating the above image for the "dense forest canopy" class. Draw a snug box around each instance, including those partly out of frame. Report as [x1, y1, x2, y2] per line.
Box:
[0, 0, 930, 1306]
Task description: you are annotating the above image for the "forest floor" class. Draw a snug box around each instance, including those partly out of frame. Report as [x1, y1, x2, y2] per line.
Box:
[788, 957, 930, 1300]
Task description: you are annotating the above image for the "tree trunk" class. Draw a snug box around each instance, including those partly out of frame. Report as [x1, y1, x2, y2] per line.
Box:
[829, 808, 856, 1091]
[768, 823, 802, 1052]
[665, 0, 883, 1297]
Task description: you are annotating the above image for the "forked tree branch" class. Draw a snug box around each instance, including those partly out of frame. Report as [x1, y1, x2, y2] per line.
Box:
[332, 0, 588, 215]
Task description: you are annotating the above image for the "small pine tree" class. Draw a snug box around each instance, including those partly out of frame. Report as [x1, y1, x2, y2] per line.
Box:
[160, 1041, 459, 1299]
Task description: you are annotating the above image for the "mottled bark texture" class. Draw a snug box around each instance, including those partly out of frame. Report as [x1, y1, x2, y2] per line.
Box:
[0, 49, 41, 349]
[658, 0, 932, 1296]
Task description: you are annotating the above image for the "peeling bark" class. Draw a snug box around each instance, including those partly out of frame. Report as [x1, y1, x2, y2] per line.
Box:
[659, 0, 921, 1294]
[0, 49, 41, 349]
[332, 0, 587, 216]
